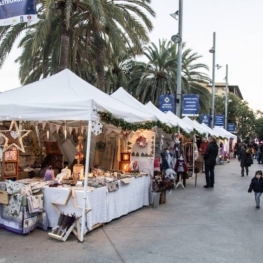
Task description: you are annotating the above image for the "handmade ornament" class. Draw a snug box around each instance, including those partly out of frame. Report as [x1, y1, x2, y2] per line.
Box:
[0, 121, 31, 152]
[136, 136, 148, 148]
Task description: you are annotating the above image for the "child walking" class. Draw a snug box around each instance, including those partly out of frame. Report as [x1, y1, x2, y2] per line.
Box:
[248, 170, 263, 209]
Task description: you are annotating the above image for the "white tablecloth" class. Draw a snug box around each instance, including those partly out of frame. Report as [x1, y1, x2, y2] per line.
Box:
[43, 176, 150, 231]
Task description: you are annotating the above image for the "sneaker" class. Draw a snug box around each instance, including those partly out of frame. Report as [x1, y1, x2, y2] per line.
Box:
[204, 185, 210, 188]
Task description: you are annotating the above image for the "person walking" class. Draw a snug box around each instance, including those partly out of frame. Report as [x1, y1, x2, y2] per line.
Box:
[204, 136, 219, 188]
[248, 170, 263, 209]
[239, 143, 252, 176]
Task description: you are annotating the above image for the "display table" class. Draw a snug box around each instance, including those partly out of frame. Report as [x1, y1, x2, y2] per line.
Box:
[43, 175, 150, 232]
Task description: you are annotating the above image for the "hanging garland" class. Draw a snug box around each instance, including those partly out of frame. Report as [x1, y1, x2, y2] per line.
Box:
[98, 111, 206, 138]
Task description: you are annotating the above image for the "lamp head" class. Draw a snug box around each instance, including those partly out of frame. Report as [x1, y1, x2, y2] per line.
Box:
[215, 64, 222, 70]
[171, 34, 182, 43]
[170, 10, 179, 20]
[209, 47, 215, 53]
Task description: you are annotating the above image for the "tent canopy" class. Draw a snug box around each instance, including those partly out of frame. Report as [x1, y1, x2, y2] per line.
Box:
[0, 70, 156, 122]
[165, 111, 193, 133]
[213, 126, 237, 139]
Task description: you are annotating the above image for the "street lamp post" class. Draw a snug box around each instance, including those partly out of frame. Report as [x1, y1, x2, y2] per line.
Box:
[224, 64, 229, 130]
[170, 0, 183, 118]
[209, 32, 216, 128]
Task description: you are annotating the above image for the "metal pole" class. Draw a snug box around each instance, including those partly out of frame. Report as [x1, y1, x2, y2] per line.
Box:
[210, 32, 216, 128]
[224, 64, 228, 130]
[80, 119, 92, 242]
[176, 0, 183, 118]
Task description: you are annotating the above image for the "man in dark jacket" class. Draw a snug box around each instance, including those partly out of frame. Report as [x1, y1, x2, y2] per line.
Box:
[204, 136, 219, 188]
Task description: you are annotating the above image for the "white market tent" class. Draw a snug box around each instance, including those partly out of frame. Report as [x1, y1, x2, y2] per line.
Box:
[213, 126, 237, 139]
[165, 111, 194, 133]
[181, 116, 209, 136]
[144, 102, 193, 133]
[0, 69, 157, 241]
[193, 121, 222, 138]
[111, 88, 177, 128]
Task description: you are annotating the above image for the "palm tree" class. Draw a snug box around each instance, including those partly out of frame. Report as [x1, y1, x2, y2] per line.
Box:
[0, 0, 155, 92]
[128, 39, 211, 113]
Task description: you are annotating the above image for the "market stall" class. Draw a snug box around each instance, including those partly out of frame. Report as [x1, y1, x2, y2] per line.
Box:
[0, 69, 157, 241]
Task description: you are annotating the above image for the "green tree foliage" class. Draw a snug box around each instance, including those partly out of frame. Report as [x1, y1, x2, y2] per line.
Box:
[0, 0, 155, 92]
[127, 39, 211, 113]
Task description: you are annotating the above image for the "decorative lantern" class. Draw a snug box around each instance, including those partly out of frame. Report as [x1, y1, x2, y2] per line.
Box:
[119, 161, 130, 172]
[121, 152, 131, 162]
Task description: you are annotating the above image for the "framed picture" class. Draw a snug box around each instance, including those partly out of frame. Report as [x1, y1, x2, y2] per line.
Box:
[44, 141, 61, 155]
[4, 162, 16, 175]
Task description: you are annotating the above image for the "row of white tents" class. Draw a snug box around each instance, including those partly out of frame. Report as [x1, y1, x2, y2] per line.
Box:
[0, 69, 236, 241]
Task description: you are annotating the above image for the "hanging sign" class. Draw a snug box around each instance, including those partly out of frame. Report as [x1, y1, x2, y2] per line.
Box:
[159, 94, 175, 113]
[0, 0, 37, 26]
[200, 114, 211, 127]
[214, 114, 225, 127]
[182, 94, 199, 116]
[227, 123, 235, 132]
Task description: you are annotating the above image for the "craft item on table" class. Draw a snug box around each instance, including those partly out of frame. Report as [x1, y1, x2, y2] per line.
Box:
[27, 194, 44, 213]
[136, 135, 148, 148]
[120, 178, 132, 184]
[0, 182, 6, 191]
[0, 121, 31, 152]
[130, 161, 139, 172]
[30, 181, 47, 193]
[2, 193, 23, 221]
[20, 184, 32, 196]
[43, 166, 55, 181]
[5, 180, 24, 194]
[106, 181, 119, 192]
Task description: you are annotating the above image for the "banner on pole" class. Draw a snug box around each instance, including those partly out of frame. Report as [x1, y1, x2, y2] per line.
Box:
[159, 94, 175, 113]
[182, 94, 199, 116]
[200, 114, 211, 127]
[227, 123, 235, 132]
[214, 114, 225, 127]
[0, 0, 37, 26]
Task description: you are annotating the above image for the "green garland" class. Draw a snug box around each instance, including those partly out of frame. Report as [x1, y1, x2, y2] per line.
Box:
[98, 111, 206, 138]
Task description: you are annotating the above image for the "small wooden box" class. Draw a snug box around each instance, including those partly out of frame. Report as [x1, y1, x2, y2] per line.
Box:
[0, 190, 9, 204]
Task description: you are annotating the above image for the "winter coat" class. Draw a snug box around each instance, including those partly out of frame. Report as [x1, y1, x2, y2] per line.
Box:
[239, 148, 251, 167]
[248, 177, 263, 193]
[174, 158, 188, 173]
[204, 141, 219, 166]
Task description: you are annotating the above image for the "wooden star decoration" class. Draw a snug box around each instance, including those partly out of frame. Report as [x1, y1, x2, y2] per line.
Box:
[0, 121, 31, 152]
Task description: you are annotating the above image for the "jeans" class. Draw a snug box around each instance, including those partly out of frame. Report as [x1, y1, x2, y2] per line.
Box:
[255, 192, 262, 207]
[205, 164, 215, 186]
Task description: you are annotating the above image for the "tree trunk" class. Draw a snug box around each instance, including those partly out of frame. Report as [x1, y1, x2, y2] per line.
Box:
[95, 48, 105, 92]
[59, 32, 70, 72]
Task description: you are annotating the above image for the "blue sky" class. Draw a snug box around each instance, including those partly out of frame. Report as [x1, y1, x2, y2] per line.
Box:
[0, 0, 262, 111]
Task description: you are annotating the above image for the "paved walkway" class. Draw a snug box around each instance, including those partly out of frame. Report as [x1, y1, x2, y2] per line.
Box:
[1, 158, 263, 263]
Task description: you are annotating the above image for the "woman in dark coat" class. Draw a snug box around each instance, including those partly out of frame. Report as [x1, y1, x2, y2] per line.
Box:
[248, 170, 263, 209]
[239, 143, 251, 176]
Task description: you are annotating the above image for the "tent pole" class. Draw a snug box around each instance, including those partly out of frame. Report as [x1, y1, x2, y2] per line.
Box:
[80, 119, 92, 242]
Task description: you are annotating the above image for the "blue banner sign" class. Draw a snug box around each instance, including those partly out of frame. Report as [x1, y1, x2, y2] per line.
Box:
[227, 123, 235, 132]
[0, 0, 37, 26]
[200, 114, 211, 127]
[159, 94, 175, 113]
[182, 94, 199, 116]
[214, 114, 225, 127]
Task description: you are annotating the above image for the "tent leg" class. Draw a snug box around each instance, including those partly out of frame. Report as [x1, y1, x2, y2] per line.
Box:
[80, 120, 92, 242]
